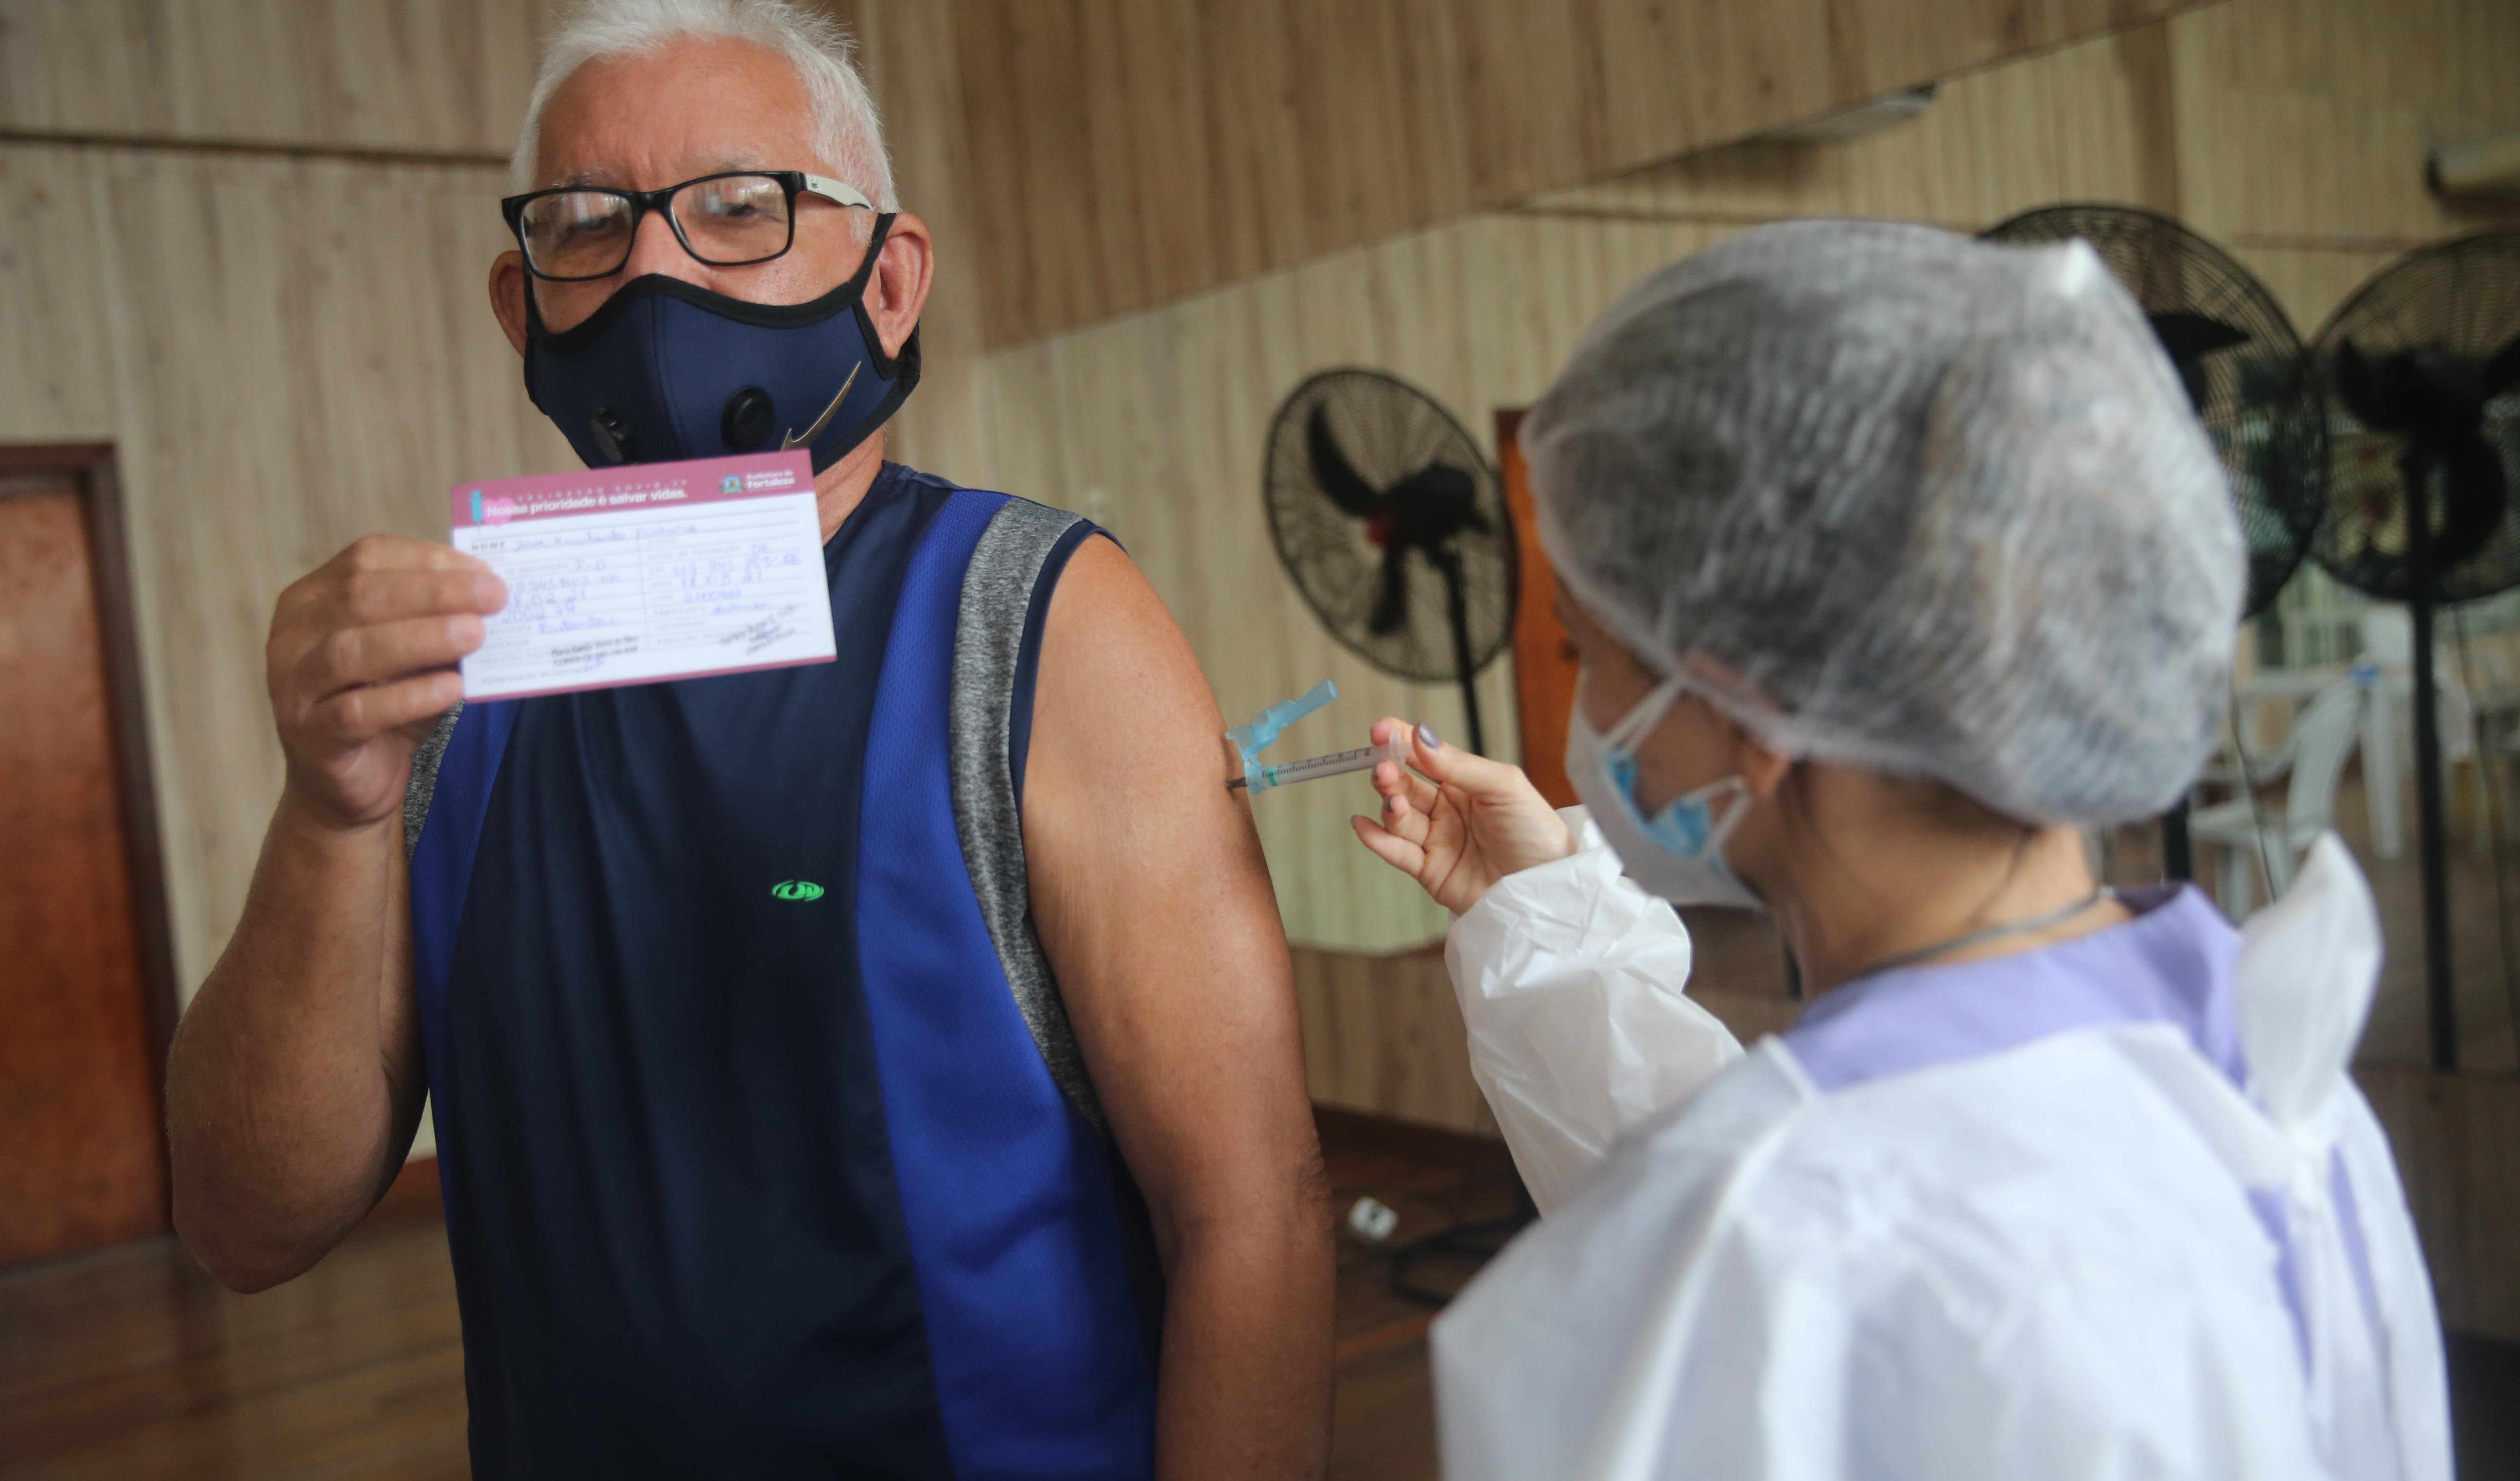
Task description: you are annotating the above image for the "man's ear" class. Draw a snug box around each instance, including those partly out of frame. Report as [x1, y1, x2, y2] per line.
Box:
[490, 250, 531, 357]
[868, 211, 934, 360]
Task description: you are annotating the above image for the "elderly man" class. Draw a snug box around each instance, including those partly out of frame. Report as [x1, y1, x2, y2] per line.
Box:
[164, 2, 1333, 1476]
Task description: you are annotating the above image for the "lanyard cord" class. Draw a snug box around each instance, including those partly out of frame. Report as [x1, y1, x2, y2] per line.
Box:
[1845, 883, 2114, 984]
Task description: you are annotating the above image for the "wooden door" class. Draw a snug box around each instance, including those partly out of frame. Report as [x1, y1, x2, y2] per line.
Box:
[0, 447, 176, 1266]
[1497, 410, 1579, 807]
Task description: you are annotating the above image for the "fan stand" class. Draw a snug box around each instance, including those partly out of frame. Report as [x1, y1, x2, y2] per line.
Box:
[2400, 443, 2461, 1070]
[1433, 543, 1489, 757]
[1383, 539, 1525, 1308]
[2161, 803, 2195, 881]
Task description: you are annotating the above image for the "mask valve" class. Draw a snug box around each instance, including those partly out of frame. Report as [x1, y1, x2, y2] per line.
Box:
[720, 386, 776, 451]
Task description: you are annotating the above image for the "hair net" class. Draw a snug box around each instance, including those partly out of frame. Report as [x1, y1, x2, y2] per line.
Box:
[1523, 219, 2244, 825]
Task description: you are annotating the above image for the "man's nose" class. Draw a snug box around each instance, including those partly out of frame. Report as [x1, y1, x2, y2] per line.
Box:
[619, 206, 704, 282]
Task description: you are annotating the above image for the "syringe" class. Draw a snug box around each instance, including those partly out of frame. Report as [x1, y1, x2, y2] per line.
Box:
[1229, 734, 1409, 793]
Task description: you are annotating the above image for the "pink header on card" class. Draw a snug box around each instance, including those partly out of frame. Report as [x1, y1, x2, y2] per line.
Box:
[449, 450, 814, 529]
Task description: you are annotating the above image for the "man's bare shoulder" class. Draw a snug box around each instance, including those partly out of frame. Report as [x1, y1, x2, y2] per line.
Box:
[1030, 535, 1231, 760]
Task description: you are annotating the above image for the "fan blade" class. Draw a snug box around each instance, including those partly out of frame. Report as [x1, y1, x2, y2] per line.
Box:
[2149, 312, 2249, 413]
[2150, 311, 2250, 362]
[2481, 331, 2520, 401]
[2434, 434, 2510, 575]
[1367, 544, 1412, 636]
[1306, 406, 1388, 518]
[2331, 340, 2405, 433]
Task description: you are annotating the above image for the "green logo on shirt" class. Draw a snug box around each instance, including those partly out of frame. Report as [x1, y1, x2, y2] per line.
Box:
[771, 880, 825, 901]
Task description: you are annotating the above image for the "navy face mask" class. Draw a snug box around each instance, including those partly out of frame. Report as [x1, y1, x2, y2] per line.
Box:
[522, 212, 920, 474]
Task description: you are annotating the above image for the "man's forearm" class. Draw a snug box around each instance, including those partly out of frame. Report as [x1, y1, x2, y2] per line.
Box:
[1153, 1202, 1336, 1481]
[167, 790, 420, 1289]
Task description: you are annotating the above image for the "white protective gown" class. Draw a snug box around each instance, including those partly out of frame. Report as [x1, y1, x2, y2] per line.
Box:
[1433, 811, 2450, 1481]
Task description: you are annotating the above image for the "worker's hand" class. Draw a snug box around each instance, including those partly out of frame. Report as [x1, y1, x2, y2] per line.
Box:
[1351, 718, 1577, 915]
[265, 535, 506, 834]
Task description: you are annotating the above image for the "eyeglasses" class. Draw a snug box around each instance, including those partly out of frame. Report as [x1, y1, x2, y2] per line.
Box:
[500, 170, 873, 282]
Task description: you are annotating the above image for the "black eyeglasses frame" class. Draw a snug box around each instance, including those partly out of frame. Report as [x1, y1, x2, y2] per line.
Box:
[498, 169, 875, 282]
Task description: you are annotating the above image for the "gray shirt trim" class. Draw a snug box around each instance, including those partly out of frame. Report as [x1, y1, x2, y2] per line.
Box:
[404, 703, 463, 860]
[950, 499, 1104, 1131]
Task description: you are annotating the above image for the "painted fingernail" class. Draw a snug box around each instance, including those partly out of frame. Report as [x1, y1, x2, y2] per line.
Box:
[1417, 723, 1441, 749]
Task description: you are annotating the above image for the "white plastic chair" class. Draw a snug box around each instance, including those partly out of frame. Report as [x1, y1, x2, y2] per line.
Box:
[2359, 608, 2494, 853]
[2190, 678, 2367, 919]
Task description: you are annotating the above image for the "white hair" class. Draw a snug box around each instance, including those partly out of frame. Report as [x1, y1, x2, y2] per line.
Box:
[511, 0, 897, 211]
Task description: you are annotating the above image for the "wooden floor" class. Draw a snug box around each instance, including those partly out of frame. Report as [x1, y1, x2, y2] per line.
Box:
[1, 1117, 2513, 1479]
[0, 1216, 467, 1480]
[0, 1121, 1517, 1481]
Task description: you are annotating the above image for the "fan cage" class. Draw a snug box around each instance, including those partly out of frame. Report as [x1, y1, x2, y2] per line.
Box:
[1262, 368, 1519, 683]
[2307, 229, 2520, 605]
[1982, 204, 2328, 618]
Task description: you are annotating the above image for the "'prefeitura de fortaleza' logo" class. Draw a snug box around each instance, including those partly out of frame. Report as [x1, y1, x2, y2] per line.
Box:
[771, 880, 825, 901]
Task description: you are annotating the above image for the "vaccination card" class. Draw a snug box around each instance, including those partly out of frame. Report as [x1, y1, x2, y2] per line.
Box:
[449, 450, 834, 701]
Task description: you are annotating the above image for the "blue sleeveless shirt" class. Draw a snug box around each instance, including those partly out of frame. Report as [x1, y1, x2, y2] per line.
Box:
[406, 464, 1161, 1478]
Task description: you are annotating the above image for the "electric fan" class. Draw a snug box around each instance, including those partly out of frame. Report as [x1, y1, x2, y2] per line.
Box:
[1982, 205, 2329, 878]
[1263, 369, 1518, 756]
[2309, 229, 2520, 1069]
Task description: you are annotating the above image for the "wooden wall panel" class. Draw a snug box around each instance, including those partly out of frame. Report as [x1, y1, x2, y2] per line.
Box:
[952, 0, 2204, 345]
[0, 143, 571, 1011]
[0, 0, 552, 158]
[833, 0, 996, 485]
[2168, 0, 2520, 250]
[1539, 0, 2520, 254]
[1292, 947, 1496, 1135]
[0, 150, 122, 438]
[1527, 20, 2182, 229]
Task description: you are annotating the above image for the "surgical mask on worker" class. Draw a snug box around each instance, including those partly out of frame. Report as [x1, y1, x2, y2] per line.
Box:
[522, 213, 919, 474]
[1566, 675, 1764, 911]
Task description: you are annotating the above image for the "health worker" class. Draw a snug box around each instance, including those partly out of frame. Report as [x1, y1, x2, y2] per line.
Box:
[1353, 220, 2450, 1480]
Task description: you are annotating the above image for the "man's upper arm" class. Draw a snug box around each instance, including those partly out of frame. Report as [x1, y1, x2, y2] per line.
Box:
[1018, 537, 1317, 1237]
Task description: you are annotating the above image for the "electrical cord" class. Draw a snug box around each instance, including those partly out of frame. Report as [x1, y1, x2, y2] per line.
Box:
[1386, 1193, 1536, 1307]
[1335, 1179, 1535, 1305]
[2226, 678, 2284, 908]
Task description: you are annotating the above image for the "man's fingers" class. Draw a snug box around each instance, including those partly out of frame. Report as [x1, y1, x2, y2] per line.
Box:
[280, 537, 496, 628]
[332, 567, 508, 627]
[329, 532, 493, 578]
[304, 670, 465, 749]
[298, 613, 486, 699]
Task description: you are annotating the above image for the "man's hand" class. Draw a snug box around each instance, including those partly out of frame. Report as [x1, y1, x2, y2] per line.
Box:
[267, 534, 505, 831]
[1352, 717, 1577, 915]
[170, 534, 493, 1291]
[1023, 539, 1334, 1481]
